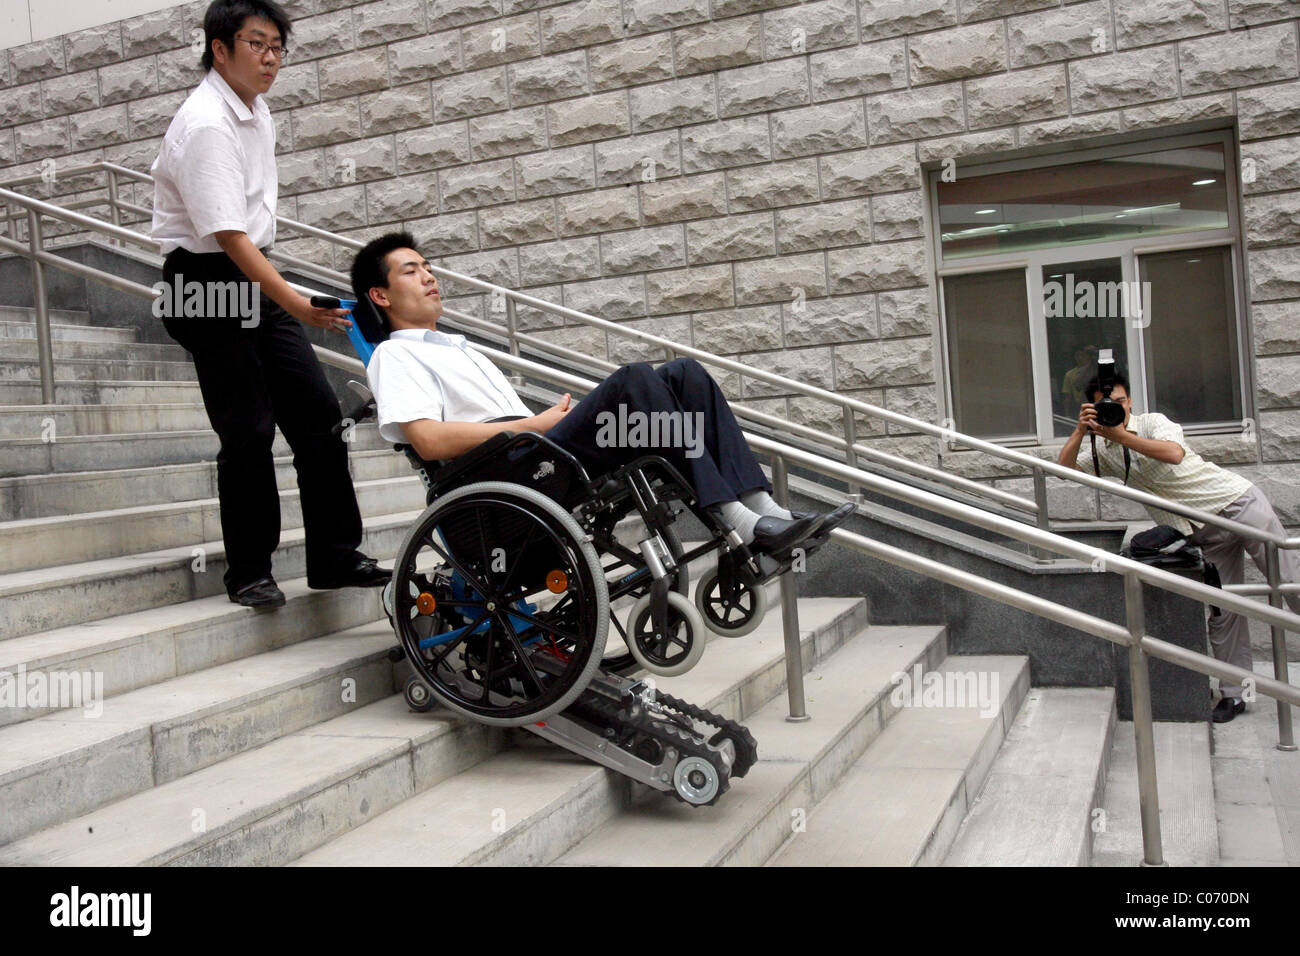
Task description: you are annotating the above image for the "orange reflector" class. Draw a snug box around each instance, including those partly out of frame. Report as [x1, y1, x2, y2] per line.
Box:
[416, 592, 437, 615]
[546, 570, 568, 593]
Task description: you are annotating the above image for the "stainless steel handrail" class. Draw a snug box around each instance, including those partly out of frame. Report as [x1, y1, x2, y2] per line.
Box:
[4, 168, 1297, 867]
[9, 161, 1297, 549]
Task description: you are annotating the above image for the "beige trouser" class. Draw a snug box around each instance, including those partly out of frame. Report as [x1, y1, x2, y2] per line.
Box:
[1187, 485, 1300, 698]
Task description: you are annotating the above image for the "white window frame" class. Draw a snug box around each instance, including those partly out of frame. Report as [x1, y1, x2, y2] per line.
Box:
[929, 127, 1250, 444]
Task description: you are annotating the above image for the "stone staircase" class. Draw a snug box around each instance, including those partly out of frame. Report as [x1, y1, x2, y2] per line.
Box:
[0, 307, 1217, 866]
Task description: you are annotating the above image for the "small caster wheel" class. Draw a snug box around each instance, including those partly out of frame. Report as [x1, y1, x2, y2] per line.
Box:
[695, 567, 767, 637]
[404, 675, 437, 713]
[627, 590, 707, 677]
[673, 755, 722, 806]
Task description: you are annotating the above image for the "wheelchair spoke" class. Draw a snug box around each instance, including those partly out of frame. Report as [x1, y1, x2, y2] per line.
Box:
[496, 522, 541, 598]
[427, 608, 490, 670]
[478, 627, 496, 702]
[420, 532, 494, 601]
[498, 614, 546, 694]
[507, 607, 585, 648]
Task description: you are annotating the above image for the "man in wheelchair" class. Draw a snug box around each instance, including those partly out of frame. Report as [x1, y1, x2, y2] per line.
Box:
[340, 233, 858, 805]
[350, 231, 852, 559]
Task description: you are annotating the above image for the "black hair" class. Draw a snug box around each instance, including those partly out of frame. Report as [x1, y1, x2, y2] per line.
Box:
[1084, 370, 1130, 401]
[350, 231, 419, 338]
[201, 0, 292, 71]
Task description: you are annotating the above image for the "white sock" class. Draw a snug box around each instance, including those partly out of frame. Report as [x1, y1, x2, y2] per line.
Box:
[712, 500, 762, 544]
[740, 489, 793, 520]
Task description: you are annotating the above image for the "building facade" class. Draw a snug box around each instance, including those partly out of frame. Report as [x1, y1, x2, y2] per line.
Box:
[1, 0, 1297, 528]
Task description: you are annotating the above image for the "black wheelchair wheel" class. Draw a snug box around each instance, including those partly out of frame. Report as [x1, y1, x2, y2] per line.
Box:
[695, 565, 768, 638]
[602, 524, 689, 675]
[391, 481, 608, 727]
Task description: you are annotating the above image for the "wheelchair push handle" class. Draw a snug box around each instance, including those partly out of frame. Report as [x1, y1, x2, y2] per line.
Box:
[311, 296, 378, 437]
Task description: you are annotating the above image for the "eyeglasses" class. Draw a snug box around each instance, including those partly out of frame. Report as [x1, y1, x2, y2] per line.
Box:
[235, 36, 289, 61]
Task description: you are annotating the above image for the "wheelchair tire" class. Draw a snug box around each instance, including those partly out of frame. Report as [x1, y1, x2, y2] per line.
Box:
[391, 481, 609, 727]
[602, 524, 689, 675]
[626, 590, 707, 678]
[695, 566, 767, 638]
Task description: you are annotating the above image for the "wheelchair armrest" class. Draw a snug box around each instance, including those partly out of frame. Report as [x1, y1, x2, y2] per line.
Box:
[394, 429, 521, 487]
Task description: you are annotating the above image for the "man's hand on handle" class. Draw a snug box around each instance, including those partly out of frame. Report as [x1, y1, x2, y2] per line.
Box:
[215, 230, 352, 333]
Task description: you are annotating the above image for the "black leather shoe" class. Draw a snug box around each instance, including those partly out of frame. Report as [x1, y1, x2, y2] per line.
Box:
[309, 555, 392, 590]
[229, 576, 286, 610]
[750, 513, 825, 557]
[1212, 697, 1245, 723]
[795, 501, 856, 535]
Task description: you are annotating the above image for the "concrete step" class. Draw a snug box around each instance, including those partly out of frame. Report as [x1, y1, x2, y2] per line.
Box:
[0, 307, 93, 325]
[550, 627, 960, 867]
[2, 339, 189, 363]
[0, 380, 203, 406]
[0, 357, 197, 383]
[0, 575, 386, 730]
[0, 509, 418, 640]
[0, 693, 505, 864]
[1091, 720, 1219, 866]
[299, 612, 925, 867]
[0, 421, 388, 477]
[765, 655, 1031, 866]
[0, 596, 867, 865]
[0, 474, 426, 573]
[0, 448, 409, 521]
[0, 402, 211, 438]
[0, 319, 139, 344]
[1210, 662, 1300, 866]
[0, 619, 401, 845]
[942, 688, 1116, 866]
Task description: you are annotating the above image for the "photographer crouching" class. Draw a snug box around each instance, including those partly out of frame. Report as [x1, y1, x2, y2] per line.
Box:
[1057, 355, 1300, 723]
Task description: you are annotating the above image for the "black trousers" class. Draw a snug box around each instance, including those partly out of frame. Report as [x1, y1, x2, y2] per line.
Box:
[162, 248, 363, 593]
[545, 358, 770, 509]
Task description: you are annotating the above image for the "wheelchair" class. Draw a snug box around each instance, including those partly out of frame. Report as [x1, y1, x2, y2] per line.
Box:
[317, 295, 830, 805]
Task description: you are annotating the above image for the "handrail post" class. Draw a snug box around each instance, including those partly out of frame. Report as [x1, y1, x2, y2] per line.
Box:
[771, 454, 810, 722]
[842, 406, 859, 498]
[504, 296, 523, 388]
[1032, 465, 1050, 531]
[1125, 571, 1165, 866]
[105, 169, 122, 247]
[27, 209, 55, 405]
[1265, 543, 1297, 751]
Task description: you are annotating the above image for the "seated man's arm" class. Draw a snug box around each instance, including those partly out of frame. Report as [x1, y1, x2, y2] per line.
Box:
[400, 394, 572, 461]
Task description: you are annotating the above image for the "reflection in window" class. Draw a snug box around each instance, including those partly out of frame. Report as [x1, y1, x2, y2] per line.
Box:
[1042, 258, 1131, 437]
[938, 144, 1229, 260]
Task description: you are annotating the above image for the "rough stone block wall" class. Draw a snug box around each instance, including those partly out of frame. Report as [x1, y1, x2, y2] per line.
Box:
[0, 0, 1297, 526]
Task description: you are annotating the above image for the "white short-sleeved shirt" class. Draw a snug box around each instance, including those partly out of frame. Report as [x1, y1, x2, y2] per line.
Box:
[1075, 411, 1251, 534]
[367, 328, 533, 444]
[150, 69, 277, 255]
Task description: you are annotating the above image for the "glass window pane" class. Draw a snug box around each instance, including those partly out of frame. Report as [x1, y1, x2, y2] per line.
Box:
[1042, 258, 1133, 437]
[1141, 247, 1241, 425]
[943, 269, 1035, 439]
[938, 143, 1229, 260]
